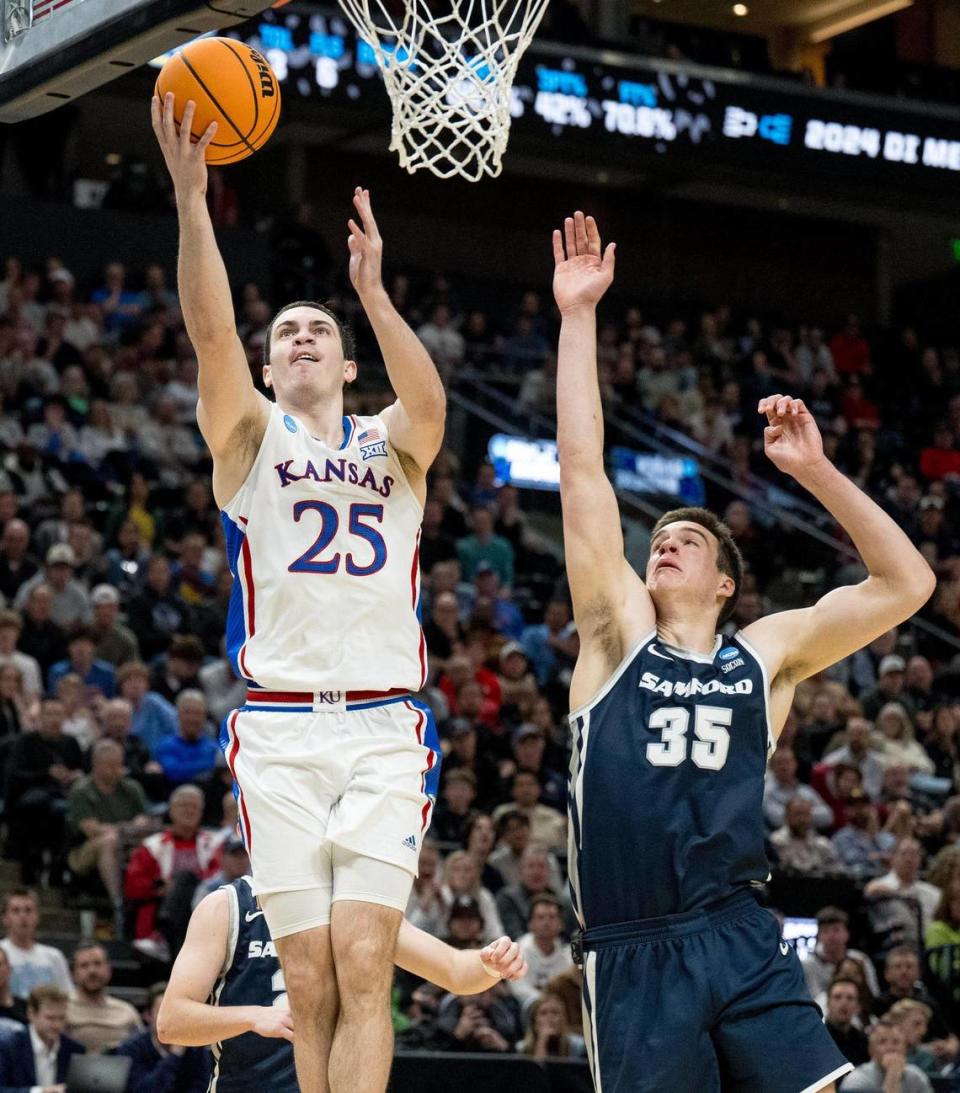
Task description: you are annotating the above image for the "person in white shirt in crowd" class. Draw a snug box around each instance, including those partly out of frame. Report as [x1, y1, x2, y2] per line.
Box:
[823, 716, 886, 801]
[508, 896, 572, 1015]
[842, 1018, 933, 1093]
[0, 609, 42, 708]
[865, 838, 941, 932]
[491, 770, 566, 853]
[439, 851, 504, 945]
[800, 906, 880, 1001]
[0, 984, 85, 1093]
[875, 703, 935, 775]
[65, 942, 142, 1054]
[763, 747, 833, 831]
[416, 304, 465, 376]
[769, 798, 841, 874]
[487, 811, 563, 893]
[0, 889, 71, 1001]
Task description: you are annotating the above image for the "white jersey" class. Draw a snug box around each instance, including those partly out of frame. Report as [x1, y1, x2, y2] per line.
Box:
[221, 405, 427, 692]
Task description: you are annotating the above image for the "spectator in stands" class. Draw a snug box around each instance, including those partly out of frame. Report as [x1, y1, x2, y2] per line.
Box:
[117, 661, 177, 756]
[873, 948, 956, 1063]
[123, 783, 222, 960]
[829, 313, 871, 376]
[65, 941, 142, 1053]
[101, 520, 150, 598]
[191, 836, 249, 908]
[0, 984, 85, 1090]
[17, 584, 66, 677]
[464, 812, 505, 894]
[48, 626, 116, 699]
[904, 656, 938, 719]
[429, 769, 477, 845]
[801, 907, 880, 1001]
[153, 690, 217, 791]
[14, 545, 91, 631]
[832, 787, 896, 872]
[442, 895, 486, 949]
[0, 519, 37, 602]
[0, 946, 25, 1028]
[496, 845, 571, 940]
[151, 636, 205, 705]
[114, 981, 210, 1093]
[866, 839, 942, 932]
[98, 697, 165, 800]
[416, 304, 465, 375]
[923, 706, 960, 786]
[55, 673, 96, 749]
[66, 738, 151, 925]
[763, 747, 833, 831]
[875, 703, 934, 774]
[5, 697, 83, 882]
[508, 726, 565, 812]
[823, 716, 886, 800]
[492, 770, 565, 853]
[520, 600, 576, 689]
[888, 999, 940, 1078]
[0, 889, 71, 1000]
[434, 980, 523, 1054]
[419, 502, 458, 582]
[91, 261, 142, 334]
[878, 764, 938, 819]
[488, 811, 561, 893]
[438, 719, 500, 809]
[925, 874, 960, 948]
[125, 555, 191, 660]
[823, 977, 869, 1067]
[769, 797, 840, 873]
[472, 565, 524, 639]
[89, 584, 139, 667]
[517, 993, 585, 1060]
[440, 851, 503, 944]
[518, 352, 558, 418]
[843, 1018, 932, 1093]
[497, 647, 539, 722]
[508, 895, 572, 1014]
[457, 507, 514, 587]
[861, 656, 908, 721]
[406, 842, 445, 938]
[197, 639, 246, 725]
[0, 609, 42, 705]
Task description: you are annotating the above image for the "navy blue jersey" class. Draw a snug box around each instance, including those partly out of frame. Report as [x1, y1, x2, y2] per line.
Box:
[208, 877, 296, 1093]
[568, 630, 773, 928]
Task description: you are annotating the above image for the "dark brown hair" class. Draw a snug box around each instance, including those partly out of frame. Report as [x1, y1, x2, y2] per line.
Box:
[650, 506, 744, 625]
[263, 300, 356, 367]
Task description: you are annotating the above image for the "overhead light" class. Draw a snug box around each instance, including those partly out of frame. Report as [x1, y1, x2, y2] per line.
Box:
[732, 3, 748, 14]
[105, 153, 121, 166]
[806, 0, 912, 44]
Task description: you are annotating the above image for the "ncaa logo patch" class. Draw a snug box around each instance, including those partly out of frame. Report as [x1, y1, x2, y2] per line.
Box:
[358, 426, 387, 461]
[283, 414, 298, 434]
[719, 647, 740, 661]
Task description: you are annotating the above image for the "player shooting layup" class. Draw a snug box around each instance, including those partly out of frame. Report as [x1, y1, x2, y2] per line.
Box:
[553, 213, 935, 1093]
[152, 95, 446, 1093]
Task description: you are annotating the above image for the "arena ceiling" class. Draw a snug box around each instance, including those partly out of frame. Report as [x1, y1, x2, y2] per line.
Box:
[631, 0, 913, 43]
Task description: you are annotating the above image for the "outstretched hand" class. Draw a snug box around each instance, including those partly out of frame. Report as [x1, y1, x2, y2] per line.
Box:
[347, 187, 384, 302]
[759, 394, 827, 482]
[150, 93, 217, 199]
[552, 211, 616, 315]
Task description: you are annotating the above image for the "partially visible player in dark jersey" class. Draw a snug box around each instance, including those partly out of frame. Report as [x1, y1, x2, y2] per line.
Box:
[552, 212, 936, 1093]
[156, 876, 527, 1092]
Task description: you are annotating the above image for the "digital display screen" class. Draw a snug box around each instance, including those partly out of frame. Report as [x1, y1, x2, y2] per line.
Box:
[782, 916, 819, 961]
[488, 433, 560, 491]
[611, 448, 705, 505]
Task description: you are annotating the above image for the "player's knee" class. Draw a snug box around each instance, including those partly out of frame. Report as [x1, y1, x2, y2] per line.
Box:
[282, 958, 333, 1011]
[334, 932, 393, 994]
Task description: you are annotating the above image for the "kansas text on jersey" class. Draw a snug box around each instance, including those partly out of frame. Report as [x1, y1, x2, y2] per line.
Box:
[221, 407, 427, 692]
[208, 876, 295, 1093]
[568, 631, 774, 927]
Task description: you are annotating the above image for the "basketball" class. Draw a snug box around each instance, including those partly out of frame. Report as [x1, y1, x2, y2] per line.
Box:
[153, 37, 281, 165]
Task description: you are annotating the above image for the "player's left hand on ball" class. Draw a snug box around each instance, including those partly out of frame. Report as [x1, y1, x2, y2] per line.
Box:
[481, 936, 528, 981]
[347, 187, 384, 300]
[758, 394, 825, 480]
[252, 1004, 295, 1041]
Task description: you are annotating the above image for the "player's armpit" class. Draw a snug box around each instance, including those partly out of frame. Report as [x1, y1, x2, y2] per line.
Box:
[379, 398, 445, 477]
[743, 575, 933, 686]
[194, 335, 269, 459]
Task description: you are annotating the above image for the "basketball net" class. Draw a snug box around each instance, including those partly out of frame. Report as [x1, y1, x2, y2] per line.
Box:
[338, 0, 550, 181]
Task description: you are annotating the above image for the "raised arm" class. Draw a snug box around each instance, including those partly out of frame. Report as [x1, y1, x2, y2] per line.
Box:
[346, 188, 445, 477]
[744, 394, 935, 693]
[156, 891, 293, 1048]
[554, 213, 654, 705]
[394, 921, 526, 995]
[151, 94, 268, 503]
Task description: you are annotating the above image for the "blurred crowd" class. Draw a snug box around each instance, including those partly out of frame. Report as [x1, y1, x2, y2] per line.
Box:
[5, 247, 960, 1086]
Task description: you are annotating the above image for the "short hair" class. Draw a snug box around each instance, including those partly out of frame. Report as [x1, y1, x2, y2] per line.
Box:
[67, 625, 97, 645]
[528, 894, 562, 919]
[71, 941, 107, 968]
[117, 661, 150, 685]
[170, 784, 204, 807]
[444, 768, 477, 789]
[0, 610, 22, 632]
[175, 688, 207, 711]
[28, 985, 67, 1011]
[168, 635, 205, 662]
[90, 738, 124, 762]
[885, 945, 920, 967]
[496, 810, 530, 837]
[816, 907, 849, 929]
[1, 887, 37, 913]
[870, 1016, 904, 1038]
[827, 975, 862, 997]
[888, 998, 932, 1022]
[650, 506, 744, 625]
[263, 301, 356, 367]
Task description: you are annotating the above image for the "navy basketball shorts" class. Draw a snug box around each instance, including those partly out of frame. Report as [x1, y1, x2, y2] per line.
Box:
[580, 891, 852, 1093]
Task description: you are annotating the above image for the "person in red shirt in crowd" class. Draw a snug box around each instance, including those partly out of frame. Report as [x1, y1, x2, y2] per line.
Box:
[840, 376, 880, 431]
[123, 783, 222, 963]
[830, 314, 871, 375]
[920, 423, 960, 482]
[439, 654, 501, 728]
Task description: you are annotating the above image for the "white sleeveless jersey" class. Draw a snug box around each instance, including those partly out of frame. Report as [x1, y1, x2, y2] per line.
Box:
[220, 405, 427, 692]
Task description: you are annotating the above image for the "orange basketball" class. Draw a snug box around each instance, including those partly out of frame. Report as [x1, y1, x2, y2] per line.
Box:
[154, 37, 281, 165]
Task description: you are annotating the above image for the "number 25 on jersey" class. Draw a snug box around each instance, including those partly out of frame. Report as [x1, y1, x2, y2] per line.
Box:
[647, 705, 731, 771]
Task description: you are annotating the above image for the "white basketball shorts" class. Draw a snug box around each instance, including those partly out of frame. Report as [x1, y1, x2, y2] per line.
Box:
[220, 688, 441, 901]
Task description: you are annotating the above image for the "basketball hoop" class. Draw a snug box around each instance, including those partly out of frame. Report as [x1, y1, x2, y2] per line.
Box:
[337, 0, 550, 181]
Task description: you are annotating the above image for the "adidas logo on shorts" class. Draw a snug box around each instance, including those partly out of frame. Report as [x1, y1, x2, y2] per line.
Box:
[402, 835, 417, 851]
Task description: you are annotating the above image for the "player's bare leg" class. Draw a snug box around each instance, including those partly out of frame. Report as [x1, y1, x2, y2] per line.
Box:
[275, 925, 339, 1093]
[328, 900, 403, 1093]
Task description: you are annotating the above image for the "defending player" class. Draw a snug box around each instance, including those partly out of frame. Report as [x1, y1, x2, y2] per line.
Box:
[156, 875, 527, 1092]
[552, 212, 935, 1093]
[151, 95, 446, 1093]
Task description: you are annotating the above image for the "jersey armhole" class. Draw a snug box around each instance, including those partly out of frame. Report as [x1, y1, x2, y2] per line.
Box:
[220, 403, 277, 518]
[568, 628, 657, 721]
[373, 410, 425, 515]
[221, 885, 240, 978]
[733, 630, 775, 754]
